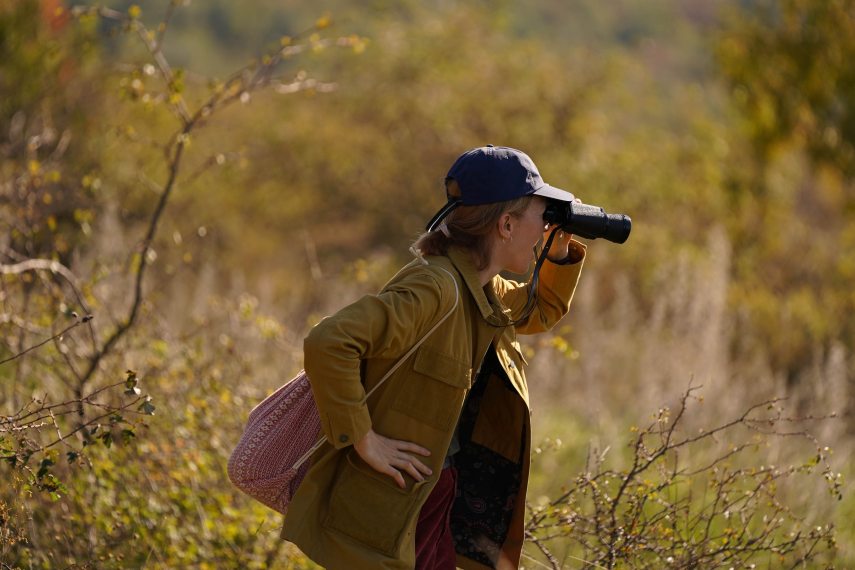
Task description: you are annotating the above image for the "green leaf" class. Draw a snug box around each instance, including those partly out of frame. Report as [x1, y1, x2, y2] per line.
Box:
[121, 429, 136, 444]
[37, 457, 55, 479]
[139, 395, 156, 415]
[125, 369, 138, 390]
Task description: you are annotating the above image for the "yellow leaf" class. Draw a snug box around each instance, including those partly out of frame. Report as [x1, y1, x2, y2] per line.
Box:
[352, 38, 367, 55]
[128, 5, 141, 19]
[315, 12, 331, 30]
[28, 160, 40, 174]
[47, 216, 57, 232]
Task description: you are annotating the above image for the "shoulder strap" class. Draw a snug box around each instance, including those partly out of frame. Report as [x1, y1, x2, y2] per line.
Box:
[293, 263, 460, 469]
[363, 265, 459, 401]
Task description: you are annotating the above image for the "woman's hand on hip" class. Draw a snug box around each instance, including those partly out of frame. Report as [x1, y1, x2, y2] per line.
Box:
[354, 428, 432, 489]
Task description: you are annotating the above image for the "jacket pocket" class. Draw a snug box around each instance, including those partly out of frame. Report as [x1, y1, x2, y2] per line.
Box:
[323, 452, 427, 556]
[392, 347, 471, 430]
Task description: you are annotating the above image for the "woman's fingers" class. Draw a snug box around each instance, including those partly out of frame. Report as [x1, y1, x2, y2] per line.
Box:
[382, 465, 406, 489]
[395, 440, 431, 457]
[392, 442, 433, 477]
[361, 431, 435, 486]
[391, 457, 425, 483]
[410, 457, 433, 477]
[394, 454, 433, 477]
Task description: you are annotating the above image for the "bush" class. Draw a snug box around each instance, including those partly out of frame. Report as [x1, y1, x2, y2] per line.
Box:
[525, 386, 840, 569]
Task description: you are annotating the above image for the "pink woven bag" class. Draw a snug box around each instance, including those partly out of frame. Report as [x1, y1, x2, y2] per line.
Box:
[227, 370, 322, 514]
[228, 263, 459, 515]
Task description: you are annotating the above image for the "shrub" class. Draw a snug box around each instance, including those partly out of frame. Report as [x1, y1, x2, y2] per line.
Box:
[525, 386, 840, 569]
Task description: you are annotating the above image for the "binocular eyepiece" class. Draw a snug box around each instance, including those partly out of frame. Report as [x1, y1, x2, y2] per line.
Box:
[543, 200, 632, 244]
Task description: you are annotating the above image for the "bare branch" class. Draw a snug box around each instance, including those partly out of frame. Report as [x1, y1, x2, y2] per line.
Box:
[0, 258, 93, 318]
[154, 0, 180, 53]
[0, 317, 91, 366]
[525, 384, 839, 568]
[178, 151, 241, 187]
[524, 531, 561, 570]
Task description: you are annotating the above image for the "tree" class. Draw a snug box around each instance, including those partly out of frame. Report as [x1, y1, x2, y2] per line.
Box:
[716, 0, 855, 405]
[1, 2, 357, 565]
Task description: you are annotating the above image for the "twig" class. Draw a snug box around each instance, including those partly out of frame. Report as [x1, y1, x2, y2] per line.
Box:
[178, 151, 241, 187]
[0, 257, 96, 347]
[70, 4, 352, 392]
[525, 531, 561, 569]
[154, 0, 179, 53]
[520, 552, 557, 570]
[0, 318, 90, 366]
[525, 384, 838, 568]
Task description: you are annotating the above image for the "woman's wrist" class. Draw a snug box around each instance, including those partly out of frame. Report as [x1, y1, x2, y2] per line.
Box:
[354, 428, 374, 452]
[548, 239, 586, 265]
[546, 241, 570, 262]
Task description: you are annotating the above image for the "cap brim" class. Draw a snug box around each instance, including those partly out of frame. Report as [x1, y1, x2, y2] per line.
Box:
[533, 184, 575, 202]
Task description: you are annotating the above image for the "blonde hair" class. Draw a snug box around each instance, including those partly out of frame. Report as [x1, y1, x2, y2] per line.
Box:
[413, 180, 532, 270]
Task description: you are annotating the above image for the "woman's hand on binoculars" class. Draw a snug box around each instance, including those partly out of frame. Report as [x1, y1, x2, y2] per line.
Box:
[544, 197, 582, 261]
[543, 224, 573, 261]
[354, 428, 433, 489]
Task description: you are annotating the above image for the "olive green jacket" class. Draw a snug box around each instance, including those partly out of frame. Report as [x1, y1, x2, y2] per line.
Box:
[282, 242, 586, 569]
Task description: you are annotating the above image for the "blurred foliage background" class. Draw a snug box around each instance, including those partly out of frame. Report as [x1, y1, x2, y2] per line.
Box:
[1, 0, 853, 567]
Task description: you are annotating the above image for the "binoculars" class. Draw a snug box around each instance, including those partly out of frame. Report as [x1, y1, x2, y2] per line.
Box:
[543, 200, 631, 244]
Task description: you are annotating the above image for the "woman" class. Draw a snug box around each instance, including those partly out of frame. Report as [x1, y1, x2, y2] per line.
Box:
[282, 145, 587, 569]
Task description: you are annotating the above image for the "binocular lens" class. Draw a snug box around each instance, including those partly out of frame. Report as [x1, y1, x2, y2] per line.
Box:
[543, 201, 632, 244]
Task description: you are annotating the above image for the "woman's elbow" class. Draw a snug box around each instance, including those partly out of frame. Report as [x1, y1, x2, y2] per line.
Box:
[304, 317, 334, 366]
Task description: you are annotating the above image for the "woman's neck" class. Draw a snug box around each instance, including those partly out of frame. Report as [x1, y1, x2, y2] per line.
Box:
[476, 252, 502, 287]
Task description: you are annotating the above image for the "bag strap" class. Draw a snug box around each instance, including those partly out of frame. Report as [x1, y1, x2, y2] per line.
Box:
[363, 265, 459, 401]
[293, 263, 460, 469]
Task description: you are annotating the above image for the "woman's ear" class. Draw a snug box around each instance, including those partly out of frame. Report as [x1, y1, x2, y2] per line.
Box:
[498, 213, 513, 241]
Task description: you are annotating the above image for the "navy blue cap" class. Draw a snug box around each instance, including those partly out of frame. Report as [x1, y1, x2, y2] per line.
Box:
[426, 145, 575, 231]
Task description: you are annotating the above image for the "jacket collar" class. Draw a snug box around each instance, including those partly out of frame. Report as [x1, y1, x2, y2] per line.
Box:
[446, 246, 510, 327]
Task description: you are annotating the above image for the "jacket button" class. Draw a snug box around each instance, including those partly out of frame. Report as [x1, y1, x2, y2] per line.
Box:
[339, 434, 349, 443]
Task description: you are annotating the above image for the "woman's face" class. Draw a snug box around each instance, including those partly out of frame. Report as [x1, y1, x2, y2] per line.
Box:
[501, 197, 548, 274]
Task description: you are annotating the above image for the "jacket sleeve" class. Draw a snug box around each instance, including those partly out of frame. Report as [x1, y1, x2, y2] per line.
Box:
[494, 239, 586, 335]
[303, 268, 457, 449]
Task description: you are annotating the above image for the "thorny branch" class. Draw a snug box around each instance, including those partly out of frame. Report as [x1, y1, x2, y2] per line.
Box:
[66, 4, 354, 392]
[0, 257, 96, 347]
[525, 385, 840, 568]
[2, 2, 356, 483]
[0, 316, 91, 366]
[1, 380, 148, 469]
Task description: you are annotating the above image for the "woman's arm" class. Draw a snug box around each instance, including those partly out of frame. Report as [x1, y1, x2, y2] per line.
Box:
[495, 233, 586, 335]
[303, 268, 456, 450]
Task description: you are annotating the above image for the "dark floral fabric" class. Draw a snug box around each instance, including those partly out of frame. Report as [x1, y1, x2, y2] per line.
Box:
[450, 348, 523, 568]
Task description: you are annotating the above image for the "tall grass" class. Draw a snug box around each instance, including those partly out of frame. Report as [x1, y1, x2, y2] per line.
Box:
[3, 204, 850, 567]
[524, 226, 850, 568]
